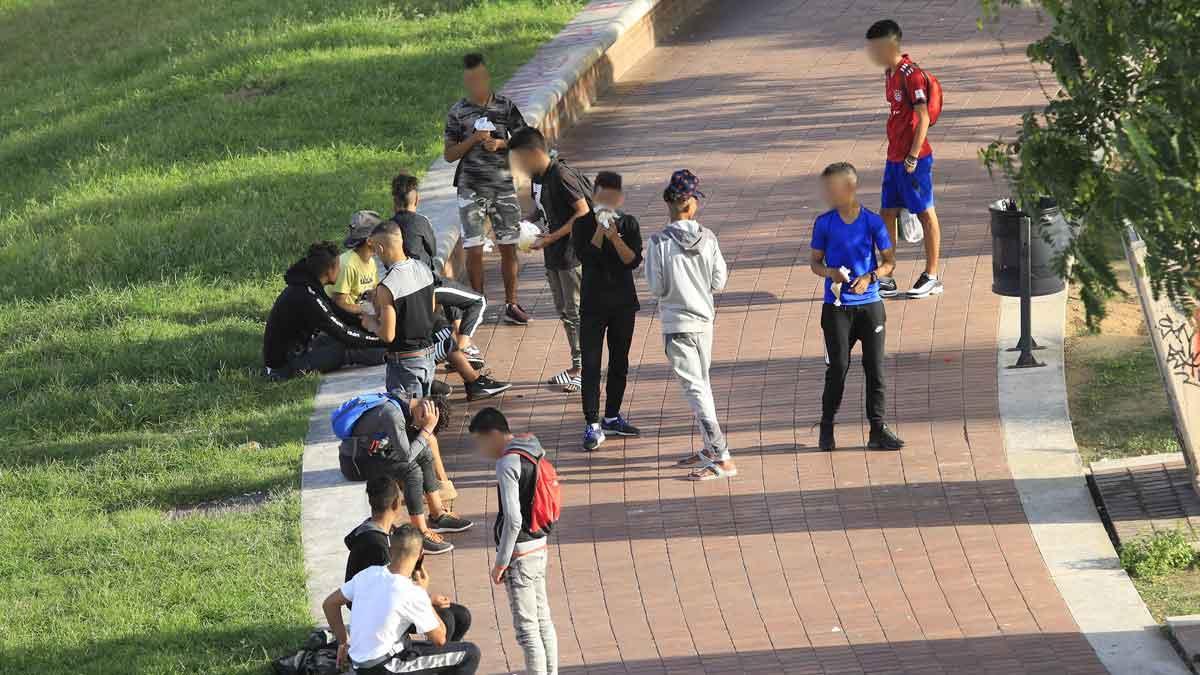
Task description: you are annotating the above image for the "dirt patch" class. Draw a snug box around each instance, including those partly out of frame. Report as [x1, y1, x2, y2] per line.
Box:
[167, 491, 270, 519]
[224, 80, 286, 102]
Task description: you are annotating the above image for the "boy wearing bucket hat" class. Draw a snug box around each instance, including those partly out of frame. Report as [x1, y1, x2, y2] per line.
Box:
[645, 170, 736, 481]
[330, 209, 384, 317]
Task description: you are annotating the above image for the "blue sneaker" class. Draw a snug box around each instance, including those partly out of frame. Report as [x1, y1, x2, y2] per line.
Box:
[582, 424, 606, 451]
[601, 414, 641, 437]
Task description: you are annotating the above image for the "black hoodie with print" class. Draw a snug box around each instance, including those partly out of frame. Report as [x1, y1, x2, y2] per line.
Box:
[262, 260, 384, 369]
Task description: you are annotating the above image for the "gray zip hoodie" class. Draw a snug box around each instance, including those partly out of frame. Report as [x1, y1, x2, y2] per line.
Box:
[494, 434, 549, 567]
[645, 219, 728, 334]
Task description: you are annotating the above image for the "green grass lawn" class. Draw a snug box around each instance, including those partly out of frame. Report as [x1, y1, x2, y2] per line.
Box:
[0, 1, 582, 672]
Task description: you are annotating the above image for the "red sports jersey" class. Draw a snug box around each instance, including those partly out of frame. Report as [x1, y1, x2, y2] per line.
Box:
[884, 54, 933, 162]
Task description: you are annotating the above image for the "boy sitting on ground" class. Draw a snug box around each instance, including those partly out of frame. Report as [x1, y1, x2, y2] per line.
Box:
[335, 393, 472, 554]
[329, 210, 384, 317]
[344, 477, 472, 642]
[323, 524, 481, 675]
[262, 241, 386, 379]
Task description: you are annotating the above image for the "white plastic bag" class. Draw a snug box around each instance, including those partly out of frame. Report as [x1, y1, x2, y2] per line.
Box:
[900, 209, 924, 244]
[831, 266, 853, 307]
[473, 117, 496, 132]
[517, 220, 542, 253]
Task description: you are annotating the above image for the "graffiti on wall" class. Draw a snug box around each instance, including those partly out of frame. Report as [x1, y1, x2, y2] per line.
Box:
[1157, 308, 1200, 387]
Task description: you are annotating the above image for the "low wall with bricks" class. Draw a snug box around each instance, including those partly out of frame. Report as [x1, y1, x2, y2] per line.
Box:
[419, 0, 712, 274]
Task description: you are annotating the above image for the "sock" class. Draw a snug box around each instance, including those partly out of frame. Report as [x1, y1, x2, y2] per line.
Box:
[926, 273, 938, 280]
[603, 415, 619, 424]
[590, 423, 601, 430]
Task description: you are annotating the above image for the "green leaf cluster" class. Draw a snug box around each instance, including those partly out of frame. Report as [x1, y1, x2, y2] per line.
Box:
[980, 0, 1200, 327]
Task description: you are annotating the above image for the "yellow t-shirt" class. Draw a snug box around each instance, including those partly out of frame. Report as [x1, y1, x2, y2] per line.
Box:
[329, 250, 379, 302]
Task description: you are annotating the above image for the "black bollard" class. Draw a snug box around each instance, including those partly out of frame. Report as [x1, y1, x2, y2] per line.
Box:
[1009, 212, 1045, 369]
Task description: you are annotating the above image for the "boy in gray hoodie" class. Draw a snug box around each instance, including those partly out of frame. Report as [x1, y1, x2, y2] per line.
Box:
[645, 169, 736, 481]
[468, 407, 558, 675]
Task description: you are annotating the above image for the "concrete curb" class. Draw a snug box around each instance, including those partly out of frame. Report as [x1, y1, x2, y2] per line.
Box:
[300, 0, 708, 622]
[997, 291, 1186, 674]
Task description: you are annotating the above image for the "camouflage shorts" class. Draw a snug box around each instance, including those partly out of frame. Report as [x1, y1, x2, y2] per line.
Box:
[457, 186, 521, 248]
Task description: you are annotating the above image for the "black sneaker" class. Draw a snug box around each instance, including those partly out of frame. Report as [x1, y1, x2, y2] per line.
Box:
[422, 531, 454, 555]
[428, 512, 473, 534]
[878, 276, 899, 298]
[463, 344, 485, 370]
[430, 379, 453, 398]
[868, 424, 905, 450]
[600, 414, 640, 437]
[466, 374, 512, 401]
[907, 273, 944, 298]
[818, 422, 835, 451]
[503, 303, 530, 325]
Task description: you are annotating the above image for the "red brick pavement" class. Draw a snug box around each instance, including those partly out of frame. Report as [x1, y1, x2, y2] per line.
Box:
[425, 1, 1108, 672]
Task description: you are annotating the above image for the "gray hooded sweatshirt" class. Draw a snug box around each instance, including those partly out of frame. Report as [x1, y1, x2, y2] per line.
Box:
[494, 434, 549, 567]
[645, 219, 728, 334]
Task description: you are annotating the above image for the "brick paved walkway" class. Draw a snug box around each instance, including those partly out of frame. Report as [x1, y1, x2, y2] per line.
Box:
[425, 1, 1108, 672]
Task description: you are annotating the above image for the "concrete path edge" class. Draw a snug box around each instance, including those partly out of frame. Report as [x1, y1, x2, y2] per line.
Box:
[300, 0, 707, 623]
[997, 291, 1186, 674]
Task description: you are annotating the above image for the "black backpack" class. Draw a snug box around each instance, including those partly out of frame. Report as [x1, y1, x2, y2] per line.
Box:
[272, 629, 339, 675]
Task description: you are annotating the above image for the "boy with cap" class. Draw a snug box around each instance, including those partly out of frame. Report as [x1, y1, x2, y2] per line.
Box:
[572, 171, 643, 451]
[330, 210, 384, 317]
[645, 170, 735, 480]
[808, 162, 905, 451]
[508, 126, 589, 394]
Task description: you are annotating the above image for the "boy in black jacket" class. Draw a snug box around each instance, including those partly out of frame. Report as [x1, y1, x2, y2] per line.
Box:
[572, 172, 642, 451]
[344, 478, 472, 641]
[262, 241, 386, 379]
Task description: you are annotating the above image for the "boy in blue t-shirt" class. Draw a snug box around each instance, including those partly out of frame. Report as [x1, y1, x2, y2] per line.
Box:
[808, 162, 905, 452]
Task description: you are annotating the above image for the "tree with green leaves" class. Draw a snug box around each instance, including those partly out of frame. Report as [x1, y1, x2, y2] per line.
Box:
[980, 0, 1200, 327]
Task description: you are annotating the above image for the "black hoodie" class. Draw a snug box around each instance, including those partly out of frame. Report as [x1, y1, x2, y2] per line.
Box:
[262, 260, 384, 369]
[344, 519, 391, 582]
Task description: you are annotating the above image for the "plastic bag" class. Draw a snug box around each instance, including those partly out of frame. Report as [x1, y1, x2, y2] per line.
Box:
[473, 117, 496, 132]
[900, 209, 923, 244]
[517, 221, 542, 252]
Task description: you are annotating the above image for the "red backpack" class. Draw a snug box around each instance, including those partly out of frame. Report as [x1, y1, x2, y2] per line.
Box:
[915, 65, 944, 126]
[504, 446, 561, 535]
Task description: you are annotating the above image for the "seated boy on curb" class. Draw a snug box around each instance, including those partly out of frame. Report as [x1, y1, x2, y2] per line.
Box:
[343, 477, 472, 642]
[468, 407, 559, 675]
[329, 210, 384, 317]
[645, 170, 736, 481]
[808, 162, 904, 451]
[335, 393, 473, 554]
[323, 524, 481, 675]
[571, 170, 643, 451]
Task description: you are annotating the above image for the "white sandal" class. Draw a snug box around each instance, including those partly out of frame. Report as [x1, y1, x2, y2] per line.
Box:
[687, 461, 738, 481]
[547, 369, 581, 393]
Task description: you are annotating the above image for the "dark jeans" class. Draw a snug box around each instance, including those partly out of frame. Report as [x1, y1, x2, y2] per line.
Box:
[580, 309, 636, 424]
[339, 445, 439, 517]
[355, 639, 480, 675]
[821, 301, 886, 426]
[286, 334, 386, 376]
[407, 603, 471, 642]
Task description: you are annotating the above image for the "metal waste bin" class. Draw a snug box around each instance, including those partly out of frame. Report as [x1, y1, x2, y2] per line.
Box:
[989, 198, 1069, 297]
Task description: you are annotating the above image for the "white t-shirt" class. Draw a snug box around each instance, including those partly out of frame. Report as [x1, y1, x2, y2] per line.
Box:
[341, 566, 440, 664]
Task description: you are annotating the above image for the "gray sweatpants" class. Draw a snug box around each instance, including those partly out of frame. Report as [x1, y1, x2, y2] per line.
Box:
[504, 549, 558, 675]
[545, 266, 582, 370]
[664, 331, 729, 460]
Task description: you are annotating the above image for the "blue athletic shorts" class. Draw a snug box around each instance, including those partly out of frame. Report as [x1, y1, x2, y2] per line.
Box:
[881, 154, 934, 214]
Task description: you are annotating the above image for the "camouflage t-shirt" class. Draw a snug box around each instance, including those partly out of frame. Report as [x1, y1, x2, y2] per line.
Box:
[444, 93, 527, 193]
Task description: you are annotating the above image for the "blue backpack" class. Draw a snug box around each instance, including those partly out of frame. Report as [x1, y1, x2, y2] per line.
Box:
[330, 393, 407, 440]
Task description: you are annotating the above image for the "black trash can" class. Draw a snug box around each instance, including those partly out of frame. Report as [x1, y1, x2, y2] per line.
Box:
[989, 197, 1069, 297]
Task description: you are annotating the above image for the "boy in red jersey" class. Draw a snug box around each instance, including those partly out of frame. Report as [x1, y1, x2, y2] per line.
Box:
[866, 19, 943, 298]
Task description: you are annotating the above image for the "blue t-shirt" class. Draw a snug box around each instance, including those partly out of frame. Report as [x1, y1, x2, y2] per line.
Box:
[809, 206, 892, 305]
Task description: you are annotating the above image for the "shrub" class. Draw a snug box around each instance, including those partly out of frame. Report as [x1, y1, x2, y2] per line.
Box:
[1119, 530, 1198, 579]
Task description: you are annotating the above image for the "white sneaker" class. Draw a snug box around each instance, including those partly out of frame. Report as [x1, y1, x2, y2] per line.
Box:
[907, 272, 944, 298]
